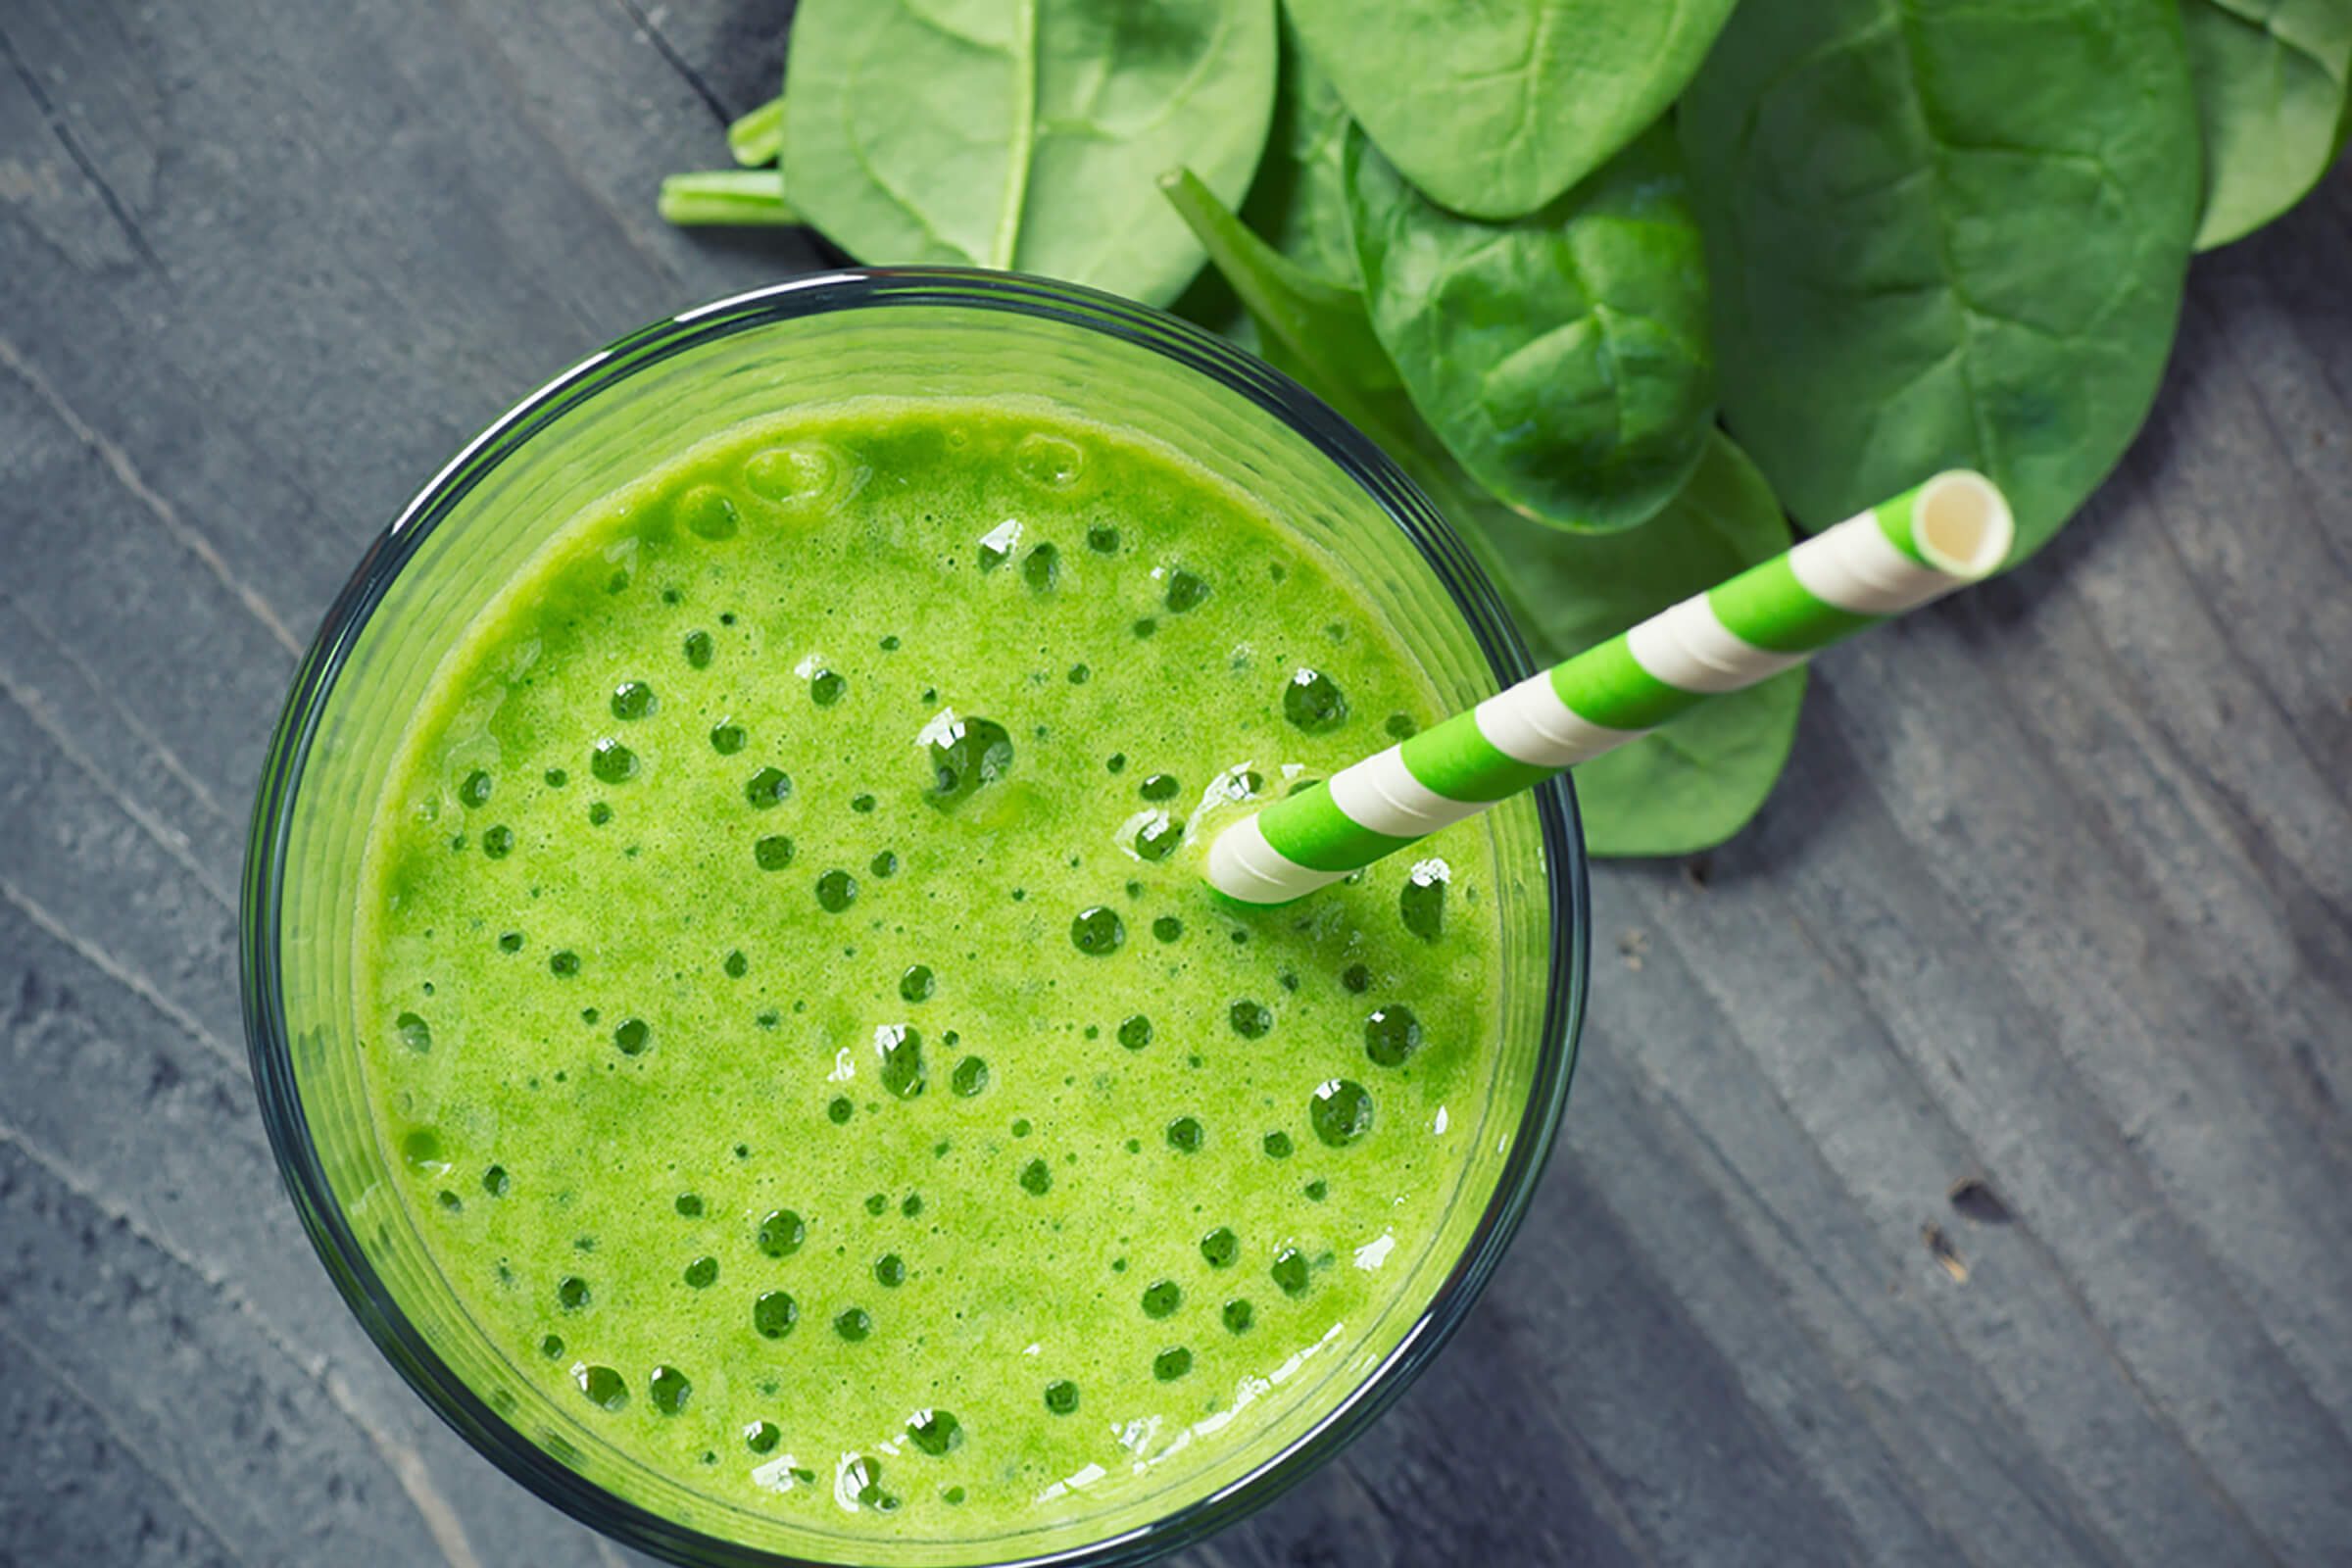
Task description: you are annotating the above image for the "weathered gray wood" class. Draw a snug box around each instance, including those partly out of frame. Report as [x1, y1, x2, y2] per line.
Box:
[1, 1, 2346, 1564]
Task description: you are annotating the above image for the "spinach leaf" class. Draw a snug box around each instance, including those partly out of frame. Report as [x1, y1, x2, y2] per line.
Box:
[1448, 434, 1806, 858]
[783, 0, 1277, 308]
[1160, 168, 1410, 427]
[1165, 171, 1801, 856]
[1283, 0, 1740, 220]
[2181, 0, 2352, 249]
[1238, 18, 1358, 284]
[1346, 122, 1715, 534]
[1679, 0, 2201, 564]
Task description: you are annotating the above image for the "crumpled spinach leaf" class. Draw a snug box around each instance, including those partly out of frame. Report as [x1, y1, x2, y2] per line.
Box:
[1284, 0, 1740, 220]
[783, 0, 1277, 307]
[1679, 0, 2201, 564]
[1237, 17, 1358, 285]
[1449, 434, 1806, 858]
[1346, 122, 1715, 534]
[2181, 0, 2352, 249]
[1165, 171, 1803, 857]
[1160, 168, 1409, 419]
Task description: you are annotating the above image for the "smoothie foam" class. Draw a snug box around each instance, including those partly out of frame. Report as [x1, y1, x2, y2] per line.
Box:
[358, 397, 1512, 1543]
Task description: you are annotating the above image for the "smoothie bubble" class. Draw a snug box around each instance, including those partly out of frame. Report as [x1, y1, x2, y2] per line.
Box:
[576, 1363, 628, 1411]
[1364, 1005, 1423, 1067]
[1132, 812, 1183, 861]
[587, 803, 612, 826]
[976, 517, 1023, 571]
[1069, 906, 1124, 956]
[743, 442, 841, 506]
[649, 1365, 692, 1415]
[1116, 1014, 1152, 1051]
[1385, 711, 1418, 739]
[1014, 431, 1086, 489]
[816, 870, 858, 912]
[1019, 1158, 1053, 1196]
[590, 739, 638, 783]
[810, 668, 847, 707]
[710, 721, 747, 755]
[540, 1334, 564, 1358]
[497, 931, 523, 953]
[1152, 915, 1184, 944]
[757, 1209, 807, 1257]
[1152, 1348, 1193, 1382]
[1310, 1079, 1375, 1147]
[558, 1275, 591, 1310]
[870, 850, 900, 878]
[1086, 524, 1120, 554]
[683, 630, 714, 668]
[842, 1455, 896, 1512]
[1164, 570, 1210, 612]
[906, 1409, 964, 1460]
[1021, 542, 1060, 593]
[1141, 1279, 1182, 1318]
[1270, 1248, 1309, 1297]
[459, 769, 493, 808]
[898, 964, 935, 1003]
[722, 950, 748, 978]
[752, 1291, 799, 1340]
[1229, 1001, 1273, 1039]
[675, 484, 739, 540]
[1165, 1117, 1204, 1153]
[1401, 859, 1448, 942]
[1200, 1227, 1239, 1267]
[950, 1055, 989, 1097]
[611, 681, 657, 720]
[1262, 1131, 1294, 1159]
[613, 1018, 651, 1055]
[684, 1255, 719, 1288]
[924, 714, 1013, 807]
[1283, 668, 1349, 734]
[400, 1128, 445, 1172]
[755, 835, 796, 871]
[875, 1024, 926, 1099]
[745, 765, 792, 808]
[834, 1307, 873, 1343]
[395, 1011, 432, 1053]
[1044, 1380, 1080, 1415]
[481, 825, 514, 858]
[481, 1165, 511, 1198]
[674, 1193, 704, 1217]
[745, 1420, 782, 1454]
[828, 1097, 855, 1124]
[1341, 963, 1372, 994]
[1222, 1298, 1255, 1334]
[1139, 772, 1181, 802]
[875, 1253, 906, 1288]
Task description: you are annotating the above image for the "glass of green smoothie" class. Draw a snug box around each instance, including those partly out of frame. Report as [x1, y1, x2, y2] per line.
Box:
[243, 270, 1587, 1566]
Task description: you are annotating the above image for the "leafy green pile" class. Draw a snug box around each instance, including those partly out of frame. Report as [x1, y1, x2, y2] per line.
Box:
[664, 0, 2352, 857]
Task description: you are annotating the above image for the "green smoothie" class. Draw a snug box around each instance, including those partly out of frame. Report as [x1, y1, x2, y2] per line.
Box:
[358, 398, 1506, 1540]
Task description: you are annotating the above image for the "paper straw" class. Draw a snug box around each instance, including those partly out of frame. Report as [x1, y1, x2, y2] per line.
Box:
[1206, 470, 2014, 905]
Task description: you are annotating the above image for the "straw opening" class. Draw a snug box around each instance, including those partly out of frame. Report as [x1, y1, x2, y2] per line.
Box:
[1913, 471, 2014, 579]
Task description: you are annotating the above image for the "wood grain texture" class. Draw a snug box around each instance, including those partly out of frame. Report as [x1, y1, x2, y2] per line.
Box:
[1, 3, 2346, 1564]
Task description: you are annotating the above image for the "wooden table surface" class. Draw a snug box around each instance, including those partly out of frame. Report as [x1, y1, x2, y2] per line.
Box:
[5, 4, 2349, 1565]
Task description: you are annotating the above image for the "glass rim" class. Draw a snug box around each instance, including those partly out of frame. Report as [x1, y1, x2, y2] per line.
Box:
[239, 266, 1592, 1568]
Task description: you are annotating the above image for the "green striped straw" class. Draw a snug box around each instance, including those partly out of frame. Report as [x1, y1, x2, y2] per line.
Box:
[1206, 470, 2015, 905]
